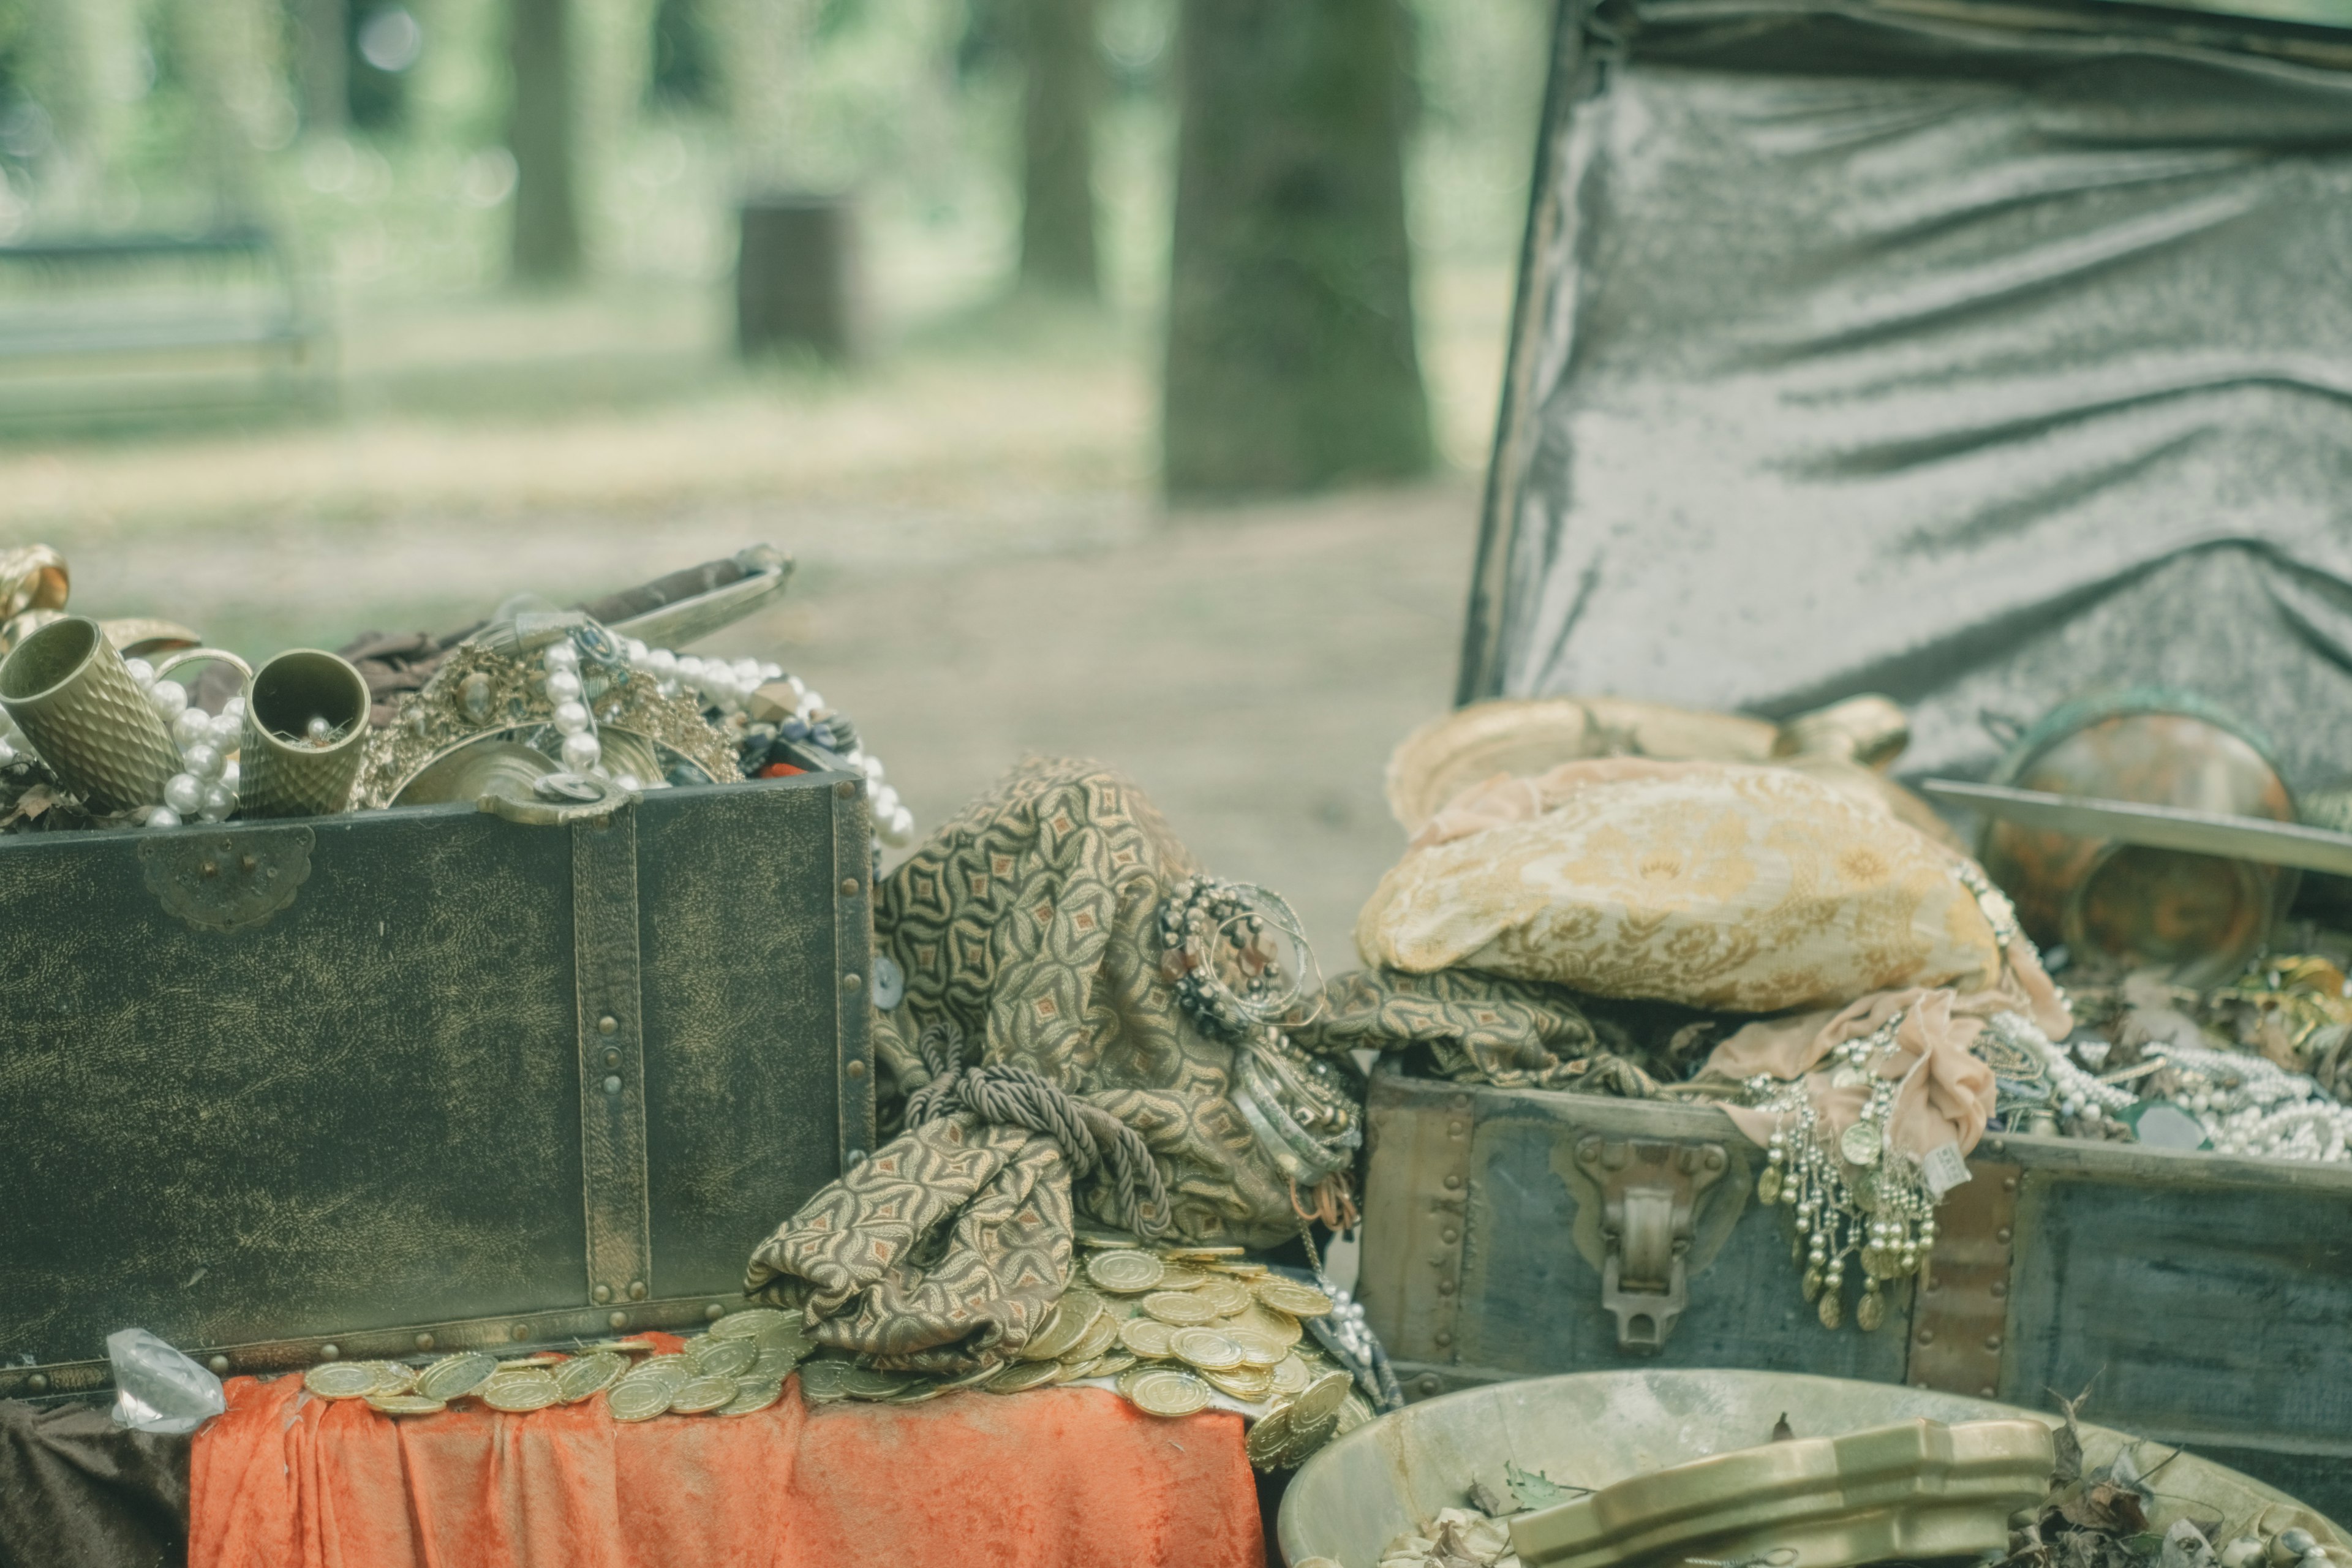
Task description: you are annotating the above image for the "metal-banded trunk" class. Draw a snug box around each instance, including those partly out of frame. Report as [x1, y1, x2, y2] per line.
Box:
[0, 772, 873, 1398]
[1359, 1068, 2352, 1523]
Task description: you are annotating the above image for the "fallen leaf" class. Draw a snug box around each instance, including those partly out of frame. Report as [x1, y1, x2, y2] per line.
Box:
[1505, 1460, 1588, 1513]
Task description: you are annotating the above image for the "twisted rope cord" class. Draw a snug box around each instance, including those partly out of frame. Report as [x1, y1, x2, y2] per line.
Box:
[904, 1023, 1171, 1238]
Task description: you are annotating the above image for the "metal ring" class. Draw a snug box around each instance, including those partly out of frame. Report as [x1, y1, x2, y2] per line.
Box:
[151, 646, 255, 687]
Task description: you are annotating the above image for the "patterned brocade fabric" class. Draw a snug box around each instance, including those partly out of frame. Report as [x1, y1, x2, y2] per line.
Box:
[1292, 967, 1664, 1096]
[747, 760, 1320, 1371]
[748, 1117, 1071, 1373]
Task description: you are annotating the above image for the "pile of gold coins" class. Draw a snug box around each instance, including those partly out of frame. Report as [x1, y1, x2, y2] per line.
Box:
[296, 1241, 1373, 1470]
[298, 1309, 817, 1420]
[788, 1238, 1371, 1469]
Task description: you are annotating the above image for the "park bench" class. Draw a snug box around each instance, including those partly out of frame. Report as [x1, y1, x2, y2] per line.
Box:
[0, 227, 333, 425]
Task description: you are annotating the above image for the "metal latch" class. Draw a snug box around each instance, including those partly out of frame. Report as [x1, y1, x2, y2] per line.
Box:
[477, 771, 639, 827]
[1576, 1135, 1728, 1352]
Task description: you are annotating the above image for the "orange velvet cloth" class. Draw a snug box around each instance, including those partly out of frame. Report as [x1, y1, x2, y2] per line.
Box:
[189, 1355, 1264, 1568]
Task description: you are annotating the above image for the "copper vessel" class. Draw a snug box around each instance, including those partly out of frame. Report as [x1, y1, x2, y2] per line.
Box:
[1980, 692, 2294, 985]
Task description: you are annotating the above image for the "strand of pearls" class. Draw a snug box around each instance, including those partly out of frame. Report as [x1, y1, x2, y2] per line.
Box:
[610, 636, 914, 846]
[129, 660, 241, 829]
[2141, 1039, 2352, 1161]
[1984, 1012, 2134, 1123]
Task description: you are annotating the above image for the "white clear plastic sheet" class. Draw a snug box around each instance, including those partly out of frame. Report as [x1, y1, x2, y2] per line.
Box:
[105, 1327, 225, 1434]
[1468, 2, 2352, 794]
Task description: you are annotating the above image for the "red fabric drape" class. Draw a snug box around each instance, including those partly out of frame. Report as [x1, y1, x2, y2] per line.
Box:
[190, 1355, 1264, 1568]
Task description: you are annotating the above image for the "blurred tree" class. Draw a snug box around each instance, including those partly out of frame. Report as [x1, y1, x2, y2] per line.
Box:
[647, 0, 713, 106]
[164, 0, 288, 219]
[295, 0, 347, 132]
[705, 0, 818, 189]
[18, 0, 141, 224]
[1016, 0, 1098, 295]
[1161, 0, 1431, 499]
[509, 0, 584, 281]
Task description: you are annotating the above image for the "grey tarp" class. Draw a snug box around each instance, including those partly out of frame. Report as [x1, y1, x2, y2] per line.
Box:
[1461, 0, 2352, 796]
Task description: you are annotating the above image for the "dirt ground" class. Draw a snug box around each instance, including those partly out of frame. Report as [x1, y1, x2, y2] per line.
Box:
[0, 273, 1506, 970]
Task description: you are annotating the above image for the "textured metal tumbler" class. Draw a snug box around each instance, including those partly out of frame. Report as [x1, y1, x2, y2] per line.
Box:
[239, 650, 372, 818]
[0, 616, 176, 813]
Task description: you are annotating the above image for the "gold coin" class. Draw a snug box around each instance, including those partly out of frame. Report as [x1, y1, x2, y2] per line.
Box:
[371, 1362, 418, 1395]
[690, 1337, 757, 1378]
[1126, 1368, 1212, 1418]
[1207, 1261, 1269, 1278]
[794, 1359, 855, 1402]
[750, 1345, 807, 1381]
[614, 1359, 692, 1403]
[1291, 1371, 1352, 1427]
[1021, 1291, 1102, 1361]
[1202, 1364, 1272, 1402]
[499, 1353, 564, 1368]
[1841, 1120, 1883, 1167]
[1076, 1226, 1140, 1251]
[1231, 1304, 1303, 1348]
[939, 1361, 1005, 1391]
[481, 1372, 561, 1412]
[415, 1352, 498, 1402]
[1118, 1318, 1175, 1359]
[556, 1352, 627, 1403]
[1115, 1365, 1158, 1400]
[608, 1378, 673, 1421]
[1143, 1291, 1218, 1327]
[304, 1363, 383, 1400]
[1152, 1264, 1212, 1291]
[1223, 1329, 1283, 1369]
[988, 1360, 1065, 1394]
[1278, 1411, 1338, 1468]
[668, 1374, 737, 1414]
[1084, 1351, 1136, 1380]
[720, 1378, 784, 1416]
[1245, 1404, 1294, 1468]
[583, 1338, 659, 1354]
[1172, 1328, 1243, 1372]
[1270, 1354, 1311, 1396]
[841, 1368, 914, 1400]
[1334, 1390, 1374, 1435]
[1254, 1278, 1334, 1318]
[753, 1320, 814, 1359]
[886, 1379, 948, 1404]
[1196, 1278, 1254, 1318]
[707, 1308, 790, 1341]
[1086, 1250, 1165, 1294]
[1062, 1308, 1120, 1366]
[366, 1393, 447, 1416]
[1159, 1245, 1245, 1261]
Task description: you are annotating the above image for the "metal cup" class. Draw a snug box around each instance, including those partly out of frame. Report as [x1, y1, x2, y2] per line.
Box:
[239, 650, 372, 818]
[0, 616, 177, 813]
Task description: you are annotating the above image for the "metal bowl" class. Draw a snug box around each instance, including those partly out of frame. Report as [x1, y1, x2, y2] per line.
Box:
[1980, 691, 2296, 986]
[1277, 1369, 2344, 1568]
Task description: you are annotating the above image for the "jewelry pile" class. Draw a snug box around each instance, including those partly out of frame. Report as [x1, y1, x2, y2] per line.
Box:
[1746, 1010, 1937, 1332]
[1155, 875, 1363, 1202]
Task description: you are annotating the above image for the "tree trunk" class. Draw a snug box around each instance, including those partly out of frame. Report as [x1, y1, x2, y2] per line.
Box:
[298, 0, 349, 135]
[1017, 0, 1099, 296]
[1161, 0, 1432, 499]
[509, 0, 585, 284]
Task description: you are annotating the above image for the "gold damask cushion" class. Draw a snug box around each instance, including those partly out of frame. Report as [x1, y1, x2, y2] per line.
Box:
[1357, 759, 2002, 1014]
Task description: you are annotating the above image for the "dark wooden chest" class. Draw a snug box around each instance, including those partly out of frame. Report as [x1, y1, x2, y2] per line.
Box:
[1360, 1069, 2352, 1523]
[0, 772, 873, 1398]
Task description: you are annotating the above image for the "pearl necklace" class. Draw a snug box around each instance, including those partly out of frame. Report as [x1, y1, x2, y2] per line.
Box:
[2141, 1039, 2352, 1161]
[605, 635, 915, 848]
[128, 658, 244, 829]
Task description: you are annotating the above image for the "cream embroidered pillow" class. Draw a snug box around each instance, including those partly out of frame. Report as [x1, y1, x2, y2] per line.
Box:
[1356, 758, 2002, 1014]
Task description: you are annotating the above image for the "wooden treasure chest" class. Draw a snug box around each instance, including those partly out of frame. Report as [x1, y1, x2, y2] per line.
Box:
[0, 584, 875, 1400]
[1363, 0, 2352, 1523]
